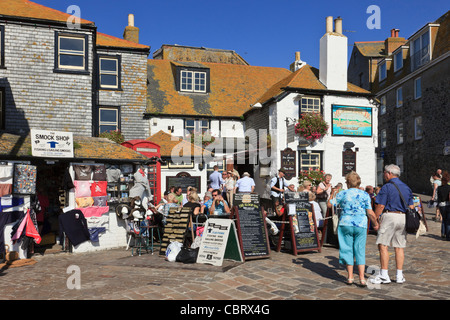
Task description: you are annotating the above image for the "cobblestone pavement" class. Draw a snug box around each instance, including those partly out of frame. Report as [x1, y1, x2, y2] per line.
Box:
[0, 194, 448, 302]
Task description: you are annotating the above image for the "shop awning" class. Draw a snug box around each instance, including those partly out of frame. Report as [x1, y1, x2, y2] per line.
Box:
[0, 132, 149, 162]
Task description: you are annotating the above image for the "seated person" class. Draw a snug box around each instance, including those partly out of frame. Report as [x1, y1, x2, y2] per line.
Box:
[206, 189, 230, 216]
[201, 191, 212, 216]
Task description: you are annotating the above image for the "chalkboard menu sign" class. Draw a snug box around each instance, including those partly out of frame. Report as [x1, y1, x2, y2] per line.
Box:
[233, 193, 270, 260]
[166, 172, 201, 193]
[284, 191, 321, 254]
[342, 149, 356, 176]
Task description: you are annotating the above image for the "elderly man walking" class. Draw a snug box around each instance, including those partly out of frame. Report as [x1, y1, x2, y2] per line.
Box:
[371, 164, 414, 285]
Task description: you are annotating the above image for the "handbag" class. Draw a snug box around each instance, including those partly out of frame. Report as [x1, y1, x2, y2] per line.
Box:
[176, 247, 199, 264]
[390, 181, 421, 234]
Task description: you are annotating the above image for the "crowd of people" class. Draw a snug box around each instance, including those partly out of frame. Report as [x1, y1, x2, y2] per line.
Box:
[151, 163, 449, 287]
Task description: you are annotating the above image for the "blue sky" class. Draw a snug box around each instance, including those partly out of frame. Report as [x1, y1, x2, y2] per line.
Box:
[34, 0, 448, 69]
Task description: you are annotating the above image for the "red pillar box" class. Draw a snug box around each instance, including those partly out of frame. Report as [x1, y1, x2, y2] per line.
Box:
[122, 140, 161, 205]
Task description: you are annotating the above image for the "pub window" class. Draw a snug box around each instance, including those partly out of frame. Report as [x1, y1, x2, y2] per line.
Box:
[396, 87, 403, 107]
[99, 56, 121, 89]
[99, 107, 120, 134]
[184, 119, 210, 135]
[0, 25, 5, 68]
[414, 116, 423, 140]
[380, 129, 387, 148]
[55, 32, 88, 72]
[300, 97, 321, 114]
[299, 151, 322, 172]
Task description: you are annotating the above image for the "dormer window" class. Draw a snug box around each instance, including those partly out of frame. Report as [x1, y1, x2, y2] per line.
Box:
[379, 61, 387, 82]
[177, 67, 210, 93]
[411, 30, 430, 71]
[394, 50, 403, 72]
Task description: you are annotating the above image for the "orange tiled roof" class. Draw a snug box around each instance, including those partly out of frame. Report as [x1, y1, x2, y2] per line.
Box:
[146, 130, 212, 158]
[0, 0, 94, 25]
[256, 64, 371, 105]
[96, 32, 150, 50]
[0, 132, 148, 161]
[147, 60, 292, 117]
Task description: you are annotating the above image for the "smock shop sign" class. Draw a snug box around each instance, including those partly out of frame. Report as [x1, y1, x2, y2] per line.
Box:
[31, 129, 74, 158]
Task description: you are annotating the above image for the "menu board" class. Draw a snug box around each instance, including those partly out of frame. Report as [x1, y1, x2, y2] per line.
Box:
[342, 149, 357, 176]
[280, 148, 296, 180]
[166, 172, 201, 193]
[285, 192, 321, 254]
[233, 193, 270, 260]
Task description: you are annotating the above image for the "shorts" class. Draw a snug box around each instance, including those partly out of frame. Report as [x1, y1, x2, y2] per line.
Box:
[376, 212, 407, 248]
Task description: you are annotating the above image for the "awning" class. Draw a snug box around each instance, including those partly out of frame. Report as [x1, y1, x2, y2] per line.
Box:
[0, 132, 149, 162]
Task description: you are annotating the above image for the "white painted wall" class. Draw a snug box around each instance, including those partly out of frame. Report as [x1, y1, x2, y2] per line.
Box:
[319, 33, 348, 91]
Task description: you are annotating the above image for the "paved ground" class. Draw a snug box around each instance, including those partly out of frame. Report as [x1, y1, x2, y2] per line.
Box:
[0, 194, 448, 304]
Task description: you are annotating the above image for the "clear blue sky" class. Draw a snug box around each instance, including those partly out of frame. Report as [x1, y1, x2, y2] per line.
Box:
[34, 0, 448, 69]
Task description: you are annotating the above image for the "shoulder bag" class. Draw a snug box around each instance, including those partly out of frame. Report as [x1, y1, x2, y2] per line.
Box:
[390, 181, 421, 234]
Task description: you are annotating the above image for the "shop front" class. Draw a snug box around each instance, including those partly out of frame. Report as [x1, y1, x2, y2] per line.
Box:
[0, 131, 150, 259]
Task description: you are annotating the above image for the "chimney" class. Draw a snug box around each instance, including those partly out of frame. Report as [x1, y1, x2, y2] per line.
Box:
[290, 51, 306, 72]
[319, 16, 348, 91]
[385, 28, 406, 54]
[123, 14, 139, 43]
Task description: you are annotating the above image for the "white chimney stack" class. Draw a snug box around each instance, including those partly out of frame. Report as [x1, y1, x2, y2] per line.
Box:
[128, 14, 135, 27]
[319, 16, 348, 91]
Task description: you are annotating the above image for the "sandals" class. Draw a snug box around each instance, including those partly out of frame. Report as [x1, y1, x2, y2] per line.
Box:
[346, 278, 354, 285]
[358, 279, 367, 287]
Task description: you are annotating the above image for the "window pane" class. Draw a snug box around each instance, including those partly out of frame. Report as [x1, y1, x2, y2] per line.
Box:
[100, 109, 117, 122]
[60, 54, 84, 67]
[415, 78, 421, 98]
[60, 37, 84, 52]
[101, 74, 118, 87]
[99, 125, 117, 134]
[101, 59, 117, 72]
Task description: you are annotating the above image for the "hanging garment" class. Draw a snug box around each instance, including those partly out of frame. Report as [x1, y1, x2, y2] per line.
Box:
[24, 209, 41, 244]
[86, 215, 109, 229]
[92, 165, 107, 181]
[92, 196, 108, 207]
[90, 181, 107, 197]
[73, 165, 92, 181]
[75, 197, 94, 208]
[78, 206, 109, 218]
[74, 181, 92, 198]
[0, 196, 25, 213]
[13, 164, 37, 195]
[0, 164, 13, 184]
[0, 210, 22, 255]
[11, 213, 27, 242]
[88, 227, 106, 242]
[0, 184, 12, 197]
[62, 168, 75, 190]
[58, 209, 90, 246]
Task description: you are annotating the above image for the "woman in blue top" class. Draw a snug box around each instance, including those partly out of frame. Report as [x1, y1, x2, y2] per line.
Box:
[332, 171, 379, 287]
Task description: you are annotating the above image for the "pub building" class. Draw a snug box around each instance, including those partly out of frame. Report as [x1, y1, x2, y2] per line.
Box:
[0, 131, 155, 259]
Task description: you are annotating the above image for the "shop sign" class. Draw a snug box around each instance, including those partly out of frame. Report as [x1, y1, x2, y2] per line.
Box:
[31, 129, 74, 158]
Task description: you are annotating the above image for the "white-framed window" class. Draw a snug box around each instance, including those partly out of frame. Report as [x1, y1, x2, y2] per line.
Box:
[181, 70, 207, 93]
[396, 154, 404, 173]
[379, 61, 387, 81]
[414, 116, 423, 140]
[397, 123, 404, 145]
[414, 77, 422, 99]
[300, 152, 322, 172]
[99, 107, 119, 134]
[380, 129, 387, 148]
[380, 95, 386, 115]
[99, 57, 120, 89]
[396, 87, 403, 107]
[300, 97, 321, 114]
[411, 30, 430, 71]
[185, 119, 210, 135]
[57, 34, 86, 70]
[394, 50, 403, 72]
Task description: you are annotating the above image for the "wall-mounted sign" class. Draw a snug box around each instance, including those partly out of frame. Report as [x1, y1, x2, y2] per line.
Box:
[332, 105, 373, 137]
[342, 149, 357, 176]
[166, 171, 201, 193]
[31, 129, 74, 158]
[280, 148, 296, 180]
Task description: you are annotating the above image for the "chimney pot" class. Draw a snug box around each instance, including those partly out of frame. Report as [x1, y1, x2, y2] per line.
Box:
[128, 14, 135, 27]
[326, 16, 333, 33]
[295, 51, 301, 61]
[391, 29, 396, 37]
[395, 29, 400, 37]
[334, 17, 343, 34]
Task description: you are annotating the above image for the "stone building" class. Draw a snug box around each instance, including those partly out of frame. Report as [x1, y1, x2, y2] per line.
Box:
[0, 0, 150, 141]
[349, 10, 450, 193]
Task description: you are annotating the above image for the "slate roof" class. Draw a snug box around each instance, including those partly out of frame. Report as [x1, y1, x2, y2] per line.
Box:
[0, 132, 148, 162]
[146, 130, 212, 158]
[354, 41, 386, 57]
[146, 59, 292, 118]
[96, 32, 150, 51]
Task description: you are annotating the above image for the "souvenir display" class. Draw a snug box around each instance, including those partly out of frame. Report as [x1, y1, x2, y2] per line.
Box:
[13, 164, 37, 195]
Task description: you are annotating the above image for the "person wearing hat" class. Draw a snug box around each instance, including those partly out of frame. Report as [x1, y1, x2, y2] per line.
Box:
[234, 172, 255, 193]
[224, 171, 237, 207]
[270, 169, 288, 215]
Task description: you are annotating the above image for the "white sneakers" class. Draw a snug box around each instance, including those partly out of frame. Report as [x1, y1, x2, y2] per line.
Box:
[370, 275, 406, 284]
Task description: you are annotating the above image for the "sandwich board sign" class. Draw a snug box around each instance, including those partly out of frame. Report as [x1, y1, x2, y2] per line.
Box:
[196, 218, 243, 266]
[31, 129, 74, 158]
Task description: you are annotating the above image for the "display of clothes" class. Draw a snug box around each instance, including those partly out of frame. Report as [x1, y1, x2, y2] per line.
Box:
[0, 164, 13, 197]
[58, 209, 90, 246]
[72, 164, 110, 243]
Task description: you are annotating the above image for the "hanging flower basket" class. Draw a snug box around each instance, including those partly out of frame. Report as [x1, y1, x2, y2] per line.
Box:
[295, 112, 329, 143]
[298, 169, 326, 187]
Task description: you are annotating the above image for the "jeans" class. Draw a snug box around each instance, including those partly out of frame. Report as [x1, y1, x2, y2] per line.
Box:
[439, 205, 450, 240]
